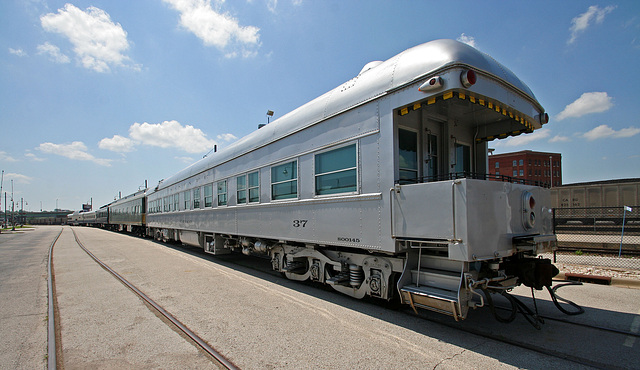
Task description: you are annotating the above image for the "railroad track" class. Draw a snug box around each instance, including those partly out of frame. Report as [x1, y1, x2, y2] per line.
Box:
[175, 241, 640, 369]
[49, 227, 640, 368]
[46, 227, 238, 370]
[555, 224, 640, 234]
[409, 303, 640, 369]
[555, 246, 640, 257]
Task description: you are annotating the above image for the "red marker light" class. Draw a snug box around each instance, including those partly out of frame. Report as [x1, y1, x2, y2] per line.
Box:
[418, 76, 443, 92]
[461, 70, 476, 87]
[529, 195, 536, 210]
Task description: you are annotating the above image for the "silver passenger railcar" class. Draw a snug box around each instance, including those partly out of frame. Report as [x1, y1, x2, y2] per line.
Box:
[145, 39, 555, 320]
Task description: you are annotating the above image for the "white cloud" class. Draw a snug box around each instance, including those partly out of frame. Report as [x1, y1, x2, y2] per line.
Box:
[0, 151, 18, 162]
[217, 133, 237, 142]
[37, 42, 70, 64]
[9, 48, 27, 57]
[129, 120, 218, 154]
[175, 156, 195, 164]
[267, 0, 278, 13]
[37, 141, 112, 166]
[99, 121, 238, 155]
[556, 92, 613, 120]
[4, 173, 34, 184]
[163, 0, 261, 58]
[549, 135, 571, 143]
[495, 128, 551, 147]
[457, 33, 476, 48]
[40, 4, 139, 72]
[25, 152, 46, 162]
[582, 125, 640, 141]
[568, 5, 616, 44]
[98, 135, 135, 153]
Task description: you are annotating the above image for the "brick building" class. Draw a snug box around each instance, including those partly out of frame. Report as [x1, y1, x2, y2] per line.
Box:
[488, 150, 562, 187]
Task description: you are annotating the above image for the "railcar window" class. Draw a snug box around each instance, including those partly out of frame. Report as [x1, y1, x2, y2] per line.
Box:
[237, 171, 260, 204]
[248, 171, 259, 203]
[271, 161, 297, 200]
[315, 144, 357, 195]
[398, 129, 418, 182]
[218, 180, 227, 206]
[184, 190, 191, 210]
[204, 184, 213, 207]
[193, 187, 201, 209]
[237, 175, 247, 204]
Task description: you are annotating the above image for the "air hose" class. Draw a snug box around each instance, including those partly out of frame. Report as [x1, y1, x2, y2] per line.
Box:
[484, 281, 584, 329]
[546, 281, 585, 315]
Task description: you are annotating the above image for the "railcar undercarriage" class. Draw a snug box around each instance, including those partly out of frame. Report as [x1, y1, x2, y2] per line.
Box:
[153, 229, 582, 327]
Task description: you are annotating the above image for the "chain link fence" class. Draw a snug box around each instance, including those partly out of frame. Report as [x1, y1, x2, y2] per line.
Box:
[549, 206, 640, 270]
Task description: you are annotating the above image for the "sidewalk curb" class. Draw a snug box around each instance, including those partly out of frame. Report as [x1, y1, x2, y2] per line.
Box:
[556, 271, 640, 289]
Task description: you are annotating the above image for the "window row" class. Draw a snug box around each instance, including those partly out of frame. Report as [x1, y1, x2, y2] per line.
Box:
[110, 205, 143, 215]
[496, 158, 560, 169]
[148, 143, 357, 214]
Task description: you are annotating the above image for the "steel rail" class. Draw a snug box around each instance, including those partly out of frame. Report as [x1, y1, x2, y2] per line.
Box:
[47, 227, 64, 370]
[70, 228, 238, 370]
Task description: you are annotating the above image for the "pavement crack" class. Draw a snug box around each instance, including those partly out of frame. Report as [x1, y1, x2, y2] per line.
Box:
[432, 348, 467, 369]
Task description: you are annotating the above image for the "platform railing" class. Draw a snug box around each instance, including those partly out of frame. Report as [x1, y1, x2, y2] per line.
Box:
[397, 172, 550, 188]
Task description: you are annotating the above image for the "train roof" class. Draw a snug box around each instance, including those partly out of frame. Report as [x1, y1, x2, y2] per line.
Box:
[156, 39, 542, 191]
[557, 178, 640, 187]
[110, 189, 147, 205]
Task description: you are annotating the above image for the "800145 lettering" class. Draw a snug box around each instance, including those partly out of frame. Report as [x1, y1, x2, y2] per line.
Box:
[337, 237, 360, 243]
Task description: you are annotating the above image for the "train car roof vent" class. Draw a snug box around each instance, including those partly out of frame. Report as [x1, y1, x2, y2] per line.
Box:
[358, 61, 383, 75]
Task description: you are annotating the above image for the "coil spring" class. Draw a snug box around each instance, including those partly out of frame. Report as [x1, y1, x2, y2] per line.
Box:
[349, 264, 364, 287]
[284, 260, 306, 274]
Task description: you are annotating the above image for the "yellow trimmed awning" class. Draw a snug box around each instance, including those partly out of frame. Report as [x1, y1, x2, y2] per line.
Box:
[397, 90, 539, 143]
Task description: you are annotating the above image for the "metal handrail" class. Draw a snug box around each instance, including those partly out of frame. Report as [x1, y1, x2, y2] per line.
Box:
[397, 172, 550, 188]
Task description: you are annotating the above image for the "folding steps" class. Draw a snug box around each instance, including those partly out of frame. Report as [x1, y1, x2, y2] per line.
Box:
[398, 249, 470, 320]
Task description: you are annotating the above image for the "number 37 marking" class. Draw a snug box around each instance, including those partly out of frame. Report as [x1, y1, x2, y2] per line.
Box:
[293, 220, 308, 228]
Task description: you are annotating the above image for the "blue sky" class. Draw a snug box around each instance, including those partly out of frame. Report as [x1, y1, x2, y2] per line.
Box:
[1, 0, 639, 211]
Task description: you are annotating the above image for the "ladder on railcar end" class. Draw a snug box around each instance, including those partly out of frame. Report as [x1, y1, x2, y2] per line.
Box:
[397, 243, 469, 321]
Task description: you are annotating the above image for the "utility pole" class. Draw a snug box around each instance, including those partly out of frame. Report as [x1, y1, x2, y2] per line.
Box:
[11, 180, 15, 231]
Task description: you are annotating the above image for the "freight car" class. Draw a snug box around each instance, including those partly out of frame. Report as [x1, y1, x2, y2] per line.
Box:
[552, 179, 639, 225]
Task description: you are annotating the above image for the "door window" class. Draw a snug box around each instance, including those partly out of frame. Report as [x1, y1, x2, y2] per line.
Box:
[453, 143, 470, 174]
[398, 129, 418, 182]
